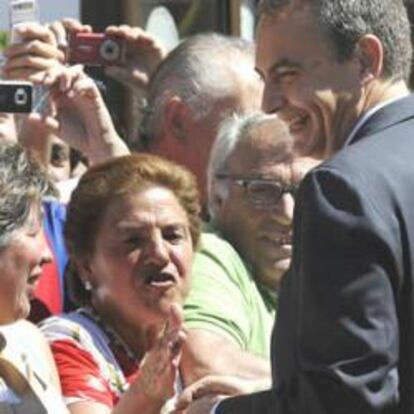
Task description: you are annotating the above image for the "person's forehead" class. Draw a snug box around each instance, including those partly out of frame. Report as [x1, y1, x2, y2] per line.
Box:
[227, 133, 292, 177]
[100, 187, 187, 228]
[255, 4, 330, 73]
[227, 134, 318, 181]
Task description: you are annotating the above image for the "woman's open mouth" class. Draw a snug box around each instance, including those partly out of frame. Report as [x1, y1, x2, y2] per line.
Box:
[144, 271, 176, 288]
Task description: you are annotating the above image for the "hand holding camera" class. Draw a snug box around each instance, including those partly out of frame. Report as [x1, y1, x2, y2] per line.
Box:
[47, 18, 92, 53]
[26, 65, 129, 164]
[3, 23, 65, 82]
[103, 25, 166, 91]
[2, 1, 64, 114]
[68, 32, 126, 67]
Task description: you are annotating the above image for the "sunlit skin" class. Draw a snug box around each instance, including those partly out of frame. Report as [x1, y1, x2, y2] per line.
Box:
[216, 119, 319, 290]
[256, 3, 371, 158]
[79, 186, 194, 358]
[152, 57, 264, 210]
[184, 64, 264, 202]
[48, 135, 71, 183]
[0, 203, 52, 324]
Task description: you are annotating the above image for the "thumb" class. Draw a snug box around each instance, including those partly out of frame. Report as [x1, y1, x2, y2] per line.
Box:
[27, 113, 60, 134]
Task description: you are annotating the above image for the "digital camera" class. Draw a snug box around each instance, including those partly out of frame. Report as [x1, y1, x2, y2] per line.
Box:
[9, 0, 47, 115]
[9, 0, 39, 43]
[0, 81, 32, 113]
[68, 33, 126, 66]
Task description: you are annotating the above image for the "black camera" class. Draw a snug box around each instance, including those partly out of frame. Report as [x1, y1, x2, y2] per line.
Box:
[0, 81, 32, 113]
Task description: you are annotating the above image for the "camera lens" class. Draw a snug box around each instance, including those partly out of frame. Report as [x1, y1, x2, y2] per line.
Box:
[14, 88, 28, 106]
[99, 39, 120, 62]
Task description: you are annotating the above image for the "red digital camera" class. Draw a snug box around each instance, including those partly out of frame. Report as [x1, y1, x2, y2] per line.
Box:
[68, 33, 126, 66]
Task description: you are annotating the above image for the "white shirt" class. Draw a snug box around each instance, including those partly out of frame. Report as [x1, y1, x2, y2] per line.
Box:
[0, 321, 69, 413]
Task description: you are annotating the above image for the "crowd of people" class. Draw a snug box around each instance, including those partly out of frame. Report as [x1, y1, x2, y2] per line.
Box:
[0, 0, 413, 413]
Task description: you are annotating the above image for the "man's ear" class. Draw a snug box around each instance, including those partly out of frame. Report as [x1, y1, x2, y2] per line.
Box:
[356, 34, 383, 84]
[210, 180, 229, 219]
[163, 96, 192, 141]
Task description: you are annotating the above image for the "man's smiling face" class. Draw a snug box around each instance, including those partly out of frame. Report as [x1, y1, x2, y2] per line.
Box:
[256, 3, 363, 158]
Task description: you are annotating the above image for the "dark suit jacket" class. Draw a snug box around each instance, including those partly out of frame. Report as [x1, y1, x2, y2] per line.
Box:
[217, 95, 414, 414]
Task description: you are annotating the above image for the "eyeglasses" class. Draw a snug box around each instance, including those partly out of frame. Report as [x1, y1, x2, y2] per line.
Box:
[215, 173, 299, 208]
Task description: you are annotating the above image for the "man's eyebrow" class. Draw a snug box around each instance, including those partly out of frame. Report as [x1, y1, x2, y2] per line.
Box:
[255, 58, 301, 80]
[271, 58, 302, 72]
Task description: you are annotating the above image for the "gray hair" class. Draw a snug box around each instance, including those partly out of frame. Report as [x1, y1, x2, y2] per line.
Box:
[140, 32, 255, 146]
[258, 0, 412, 83]
[207, 111, 288, 220]
[0, 141, 53, 247]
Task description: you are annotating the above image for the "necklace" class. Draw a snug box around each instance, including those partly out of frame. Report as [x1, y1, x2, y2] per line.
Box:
[79, 307, 139, 365]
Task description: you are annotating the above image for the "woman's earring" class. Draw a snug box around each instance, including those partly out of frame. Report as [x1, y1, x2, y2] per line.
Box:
[84, 280, 92, 291]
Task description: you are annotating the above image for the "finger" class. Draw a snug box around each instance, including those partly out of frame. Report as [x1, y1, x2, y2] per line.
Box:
[169, 302, 184, 329]
[106, 24, 138, 37]
[9, 63, 65, 86]
[176, 376, 241, 408]
[2, 67, 39, 81]
[3, 55, 58, 74]
[126, 30, 167, 55]
[4, 40, 65, 61]
[48, 21, 68, 49]
[158, 304, 183, 347]
[196, 376, 251, 397]
[132, 69, 150, 85]
[106, 25, 152, 44]
[27, 112, 60, 133]
[104, 25, 119, 33]
[175, 387, 196, 410]
[133, 30, 163, 47]
[72, 76, 98, 96]
[169, 409, 187, 414]
[61, 18, 92, 33]
[12, 24, 57, 47]
[3, 67, 55, 85]
[42, 63, 70, 86]
[57, 64, 85, 92]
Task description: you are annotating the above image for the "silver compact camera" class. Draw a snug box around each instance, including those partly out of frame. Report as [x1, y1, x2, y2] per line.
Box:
[8, 0, 47, 115]
[9, 0, 39, 43]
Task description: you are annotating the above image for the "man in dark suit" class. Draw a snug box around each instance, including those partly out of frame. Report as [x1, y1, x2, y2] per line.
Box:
[176, 0, 414, 413]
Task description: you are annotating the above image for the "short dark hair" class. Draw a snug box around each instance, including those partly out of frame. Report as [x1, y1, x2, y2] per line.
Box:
[258, 0, 412, 82]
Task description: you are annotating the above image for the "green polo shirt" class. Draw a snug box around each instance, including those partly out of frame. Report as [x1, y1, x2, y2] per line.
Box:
[184, 228, 277, 358]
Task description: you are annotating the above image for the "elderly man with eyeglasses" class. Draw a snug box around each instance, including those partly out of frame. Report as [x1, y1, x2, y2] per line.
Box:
[181, 112, 319, 391]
